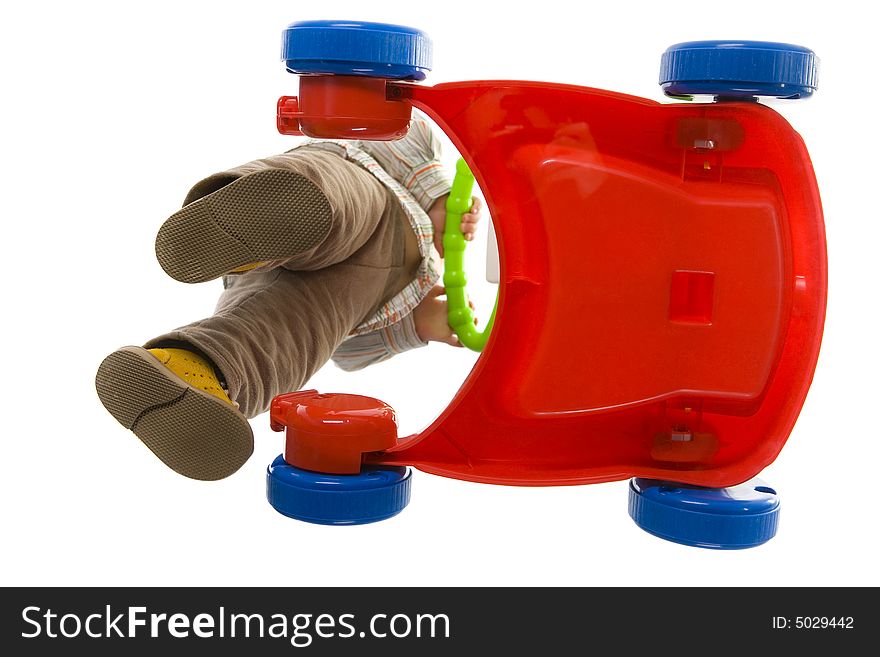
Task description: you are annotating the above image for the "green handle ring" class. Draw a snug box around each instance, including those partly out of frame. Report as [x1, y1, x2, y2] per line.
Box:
[443, 158, 498, 352]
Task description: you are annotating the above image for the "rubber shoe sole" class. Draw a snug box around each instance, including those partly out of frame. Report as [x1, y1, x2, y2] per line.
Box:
[155, 169, 332, 284]
[95, 346, 253, 481]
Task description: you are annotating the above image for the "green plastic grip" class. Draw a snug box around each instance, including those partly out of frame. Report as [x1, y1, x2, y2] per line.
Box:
[443, 158, 497, 352]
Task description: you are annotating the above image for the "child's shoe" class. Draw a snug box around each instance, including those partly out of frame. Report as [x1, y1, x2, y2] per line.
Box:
[155, 169, 332, 283]
[95, 346, 253, 480]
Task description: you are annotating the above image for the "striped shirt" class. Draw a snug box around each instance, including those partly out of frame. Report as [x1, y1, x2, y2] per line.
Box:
[301, 111, 452, 371]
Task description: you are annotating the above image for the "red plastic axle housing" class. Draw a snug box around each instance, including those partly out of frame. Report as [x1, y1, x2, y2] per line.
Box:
[277, 75, 412, 139]
[270, 391, 399, 474]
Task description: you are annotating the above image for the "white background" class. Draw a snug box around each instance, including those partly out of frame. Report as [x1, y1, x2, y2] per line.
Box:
[1, 0, 877, 587]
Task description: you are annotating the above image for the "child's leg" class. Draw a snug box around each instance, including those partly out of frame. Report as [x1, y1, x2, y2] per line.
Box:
[156, 147, 395, 283]
[97, 192, 415, 481]
[149, 192, 413, 417]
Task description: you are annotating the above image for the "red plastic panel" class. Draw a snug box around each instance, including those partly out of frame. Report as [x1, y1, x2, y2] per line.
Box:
[366, 81, 826, 489]
[514, 144, 784, 414]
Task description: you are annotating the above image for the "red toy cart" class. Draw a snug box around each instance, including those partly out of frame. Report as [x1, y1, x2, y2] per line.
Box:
[266, 22, 825, 549]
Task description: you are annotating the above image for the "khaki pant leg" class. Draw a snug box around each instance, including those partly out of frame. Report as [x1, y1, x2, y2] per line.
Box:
[145, 190, 414, 418]
[182, 147, 392, 271]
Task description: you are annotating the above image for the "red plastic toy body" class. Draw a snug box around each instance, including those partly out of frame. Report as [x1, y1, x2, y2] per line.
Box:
[276, 79, 826, 489]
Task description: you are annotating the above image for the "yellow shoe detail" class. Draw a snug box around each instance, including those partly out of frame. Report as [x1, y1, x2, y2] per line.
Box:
[229, 261, 268, 274]
[147, 348, 233, 405]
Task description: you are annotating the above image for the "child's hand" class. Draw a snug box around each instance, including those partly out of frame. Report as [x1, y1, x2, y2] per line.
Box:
[427, 194, 483, 258]
[413, 285, 477, 347]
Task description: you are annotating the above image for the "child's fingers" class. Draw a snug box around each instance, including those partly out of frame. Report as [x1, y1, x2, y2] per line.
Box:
[467, 298, 479, 324]
[470, 196, 482, 214]
[461, 216, 479, 240]
[429, 285, 446, 297]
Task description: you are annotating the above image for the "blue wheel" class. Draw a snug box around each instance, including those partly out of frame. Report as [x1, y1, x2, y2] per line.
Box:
[628, 477, 780, 549]
[659, 40, 818, 99]
[266, 455, 412, 525]
[281, 20, 432, 80]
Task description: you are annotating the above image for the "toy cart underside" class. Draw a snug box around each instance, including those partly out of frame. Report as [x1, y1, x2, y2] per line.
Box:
[363, 82, 826, 489]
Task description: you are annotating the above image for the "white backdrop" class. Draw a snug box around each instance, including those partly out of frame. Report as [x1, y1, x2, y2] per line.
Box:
[1, 0, 876, 587]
